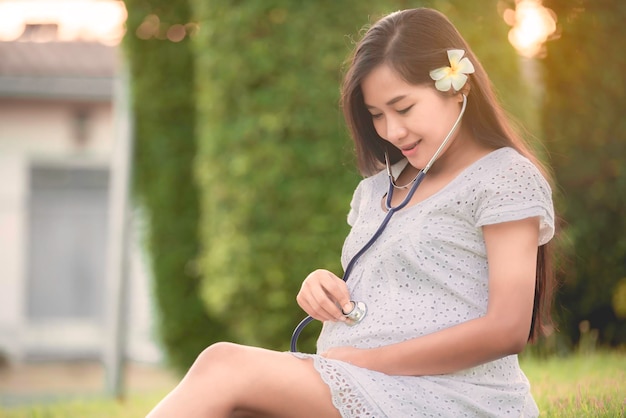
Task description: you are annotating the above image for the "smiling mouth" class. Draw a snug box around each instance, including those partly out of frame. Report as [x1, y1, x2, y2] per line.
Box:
[400, 140, 421, 152]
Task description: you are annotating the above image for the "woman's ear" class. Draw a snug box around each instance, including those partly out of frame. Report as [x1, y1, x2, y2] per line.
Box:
[456, 83, 470, 103]
[457, 83, 470, 101]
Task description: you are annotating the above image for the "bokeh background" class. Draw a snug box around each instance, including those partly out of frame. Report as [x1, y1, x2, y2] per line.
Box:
[0, 0, 624, 407]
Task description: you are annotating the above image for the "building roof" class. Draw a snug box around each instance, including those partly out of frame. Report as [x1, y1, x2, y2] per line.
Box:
[0, 41, 118, 101]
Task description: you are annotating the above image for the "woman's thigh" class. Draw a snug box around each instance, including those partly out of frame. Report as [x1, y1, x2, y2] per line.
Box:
[150, 342, 342, 418]
[214, 343, 341, 418]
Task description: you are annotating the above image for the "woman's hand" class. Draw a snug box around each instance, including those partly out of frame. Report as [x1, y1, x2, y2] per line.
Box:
[297, 269, 352, 322]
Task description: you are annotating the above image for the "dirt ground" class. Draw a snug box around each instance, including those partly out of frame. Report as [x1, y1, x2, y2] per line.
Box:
[0, 361, 179, 406]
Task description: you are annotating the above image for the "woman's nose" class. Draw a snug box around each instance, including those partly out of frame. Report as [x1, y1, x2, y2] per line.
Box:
[385, 116, 407, 142]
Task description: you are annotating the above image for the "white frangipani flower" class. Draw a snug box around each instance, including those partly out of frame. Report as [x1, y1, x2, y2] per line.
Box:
[429, 49, 475, 92]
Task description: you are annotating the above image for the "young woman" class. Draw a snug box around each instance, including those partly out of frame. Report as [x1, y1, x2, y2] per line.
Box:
[146, 8, 555, 418]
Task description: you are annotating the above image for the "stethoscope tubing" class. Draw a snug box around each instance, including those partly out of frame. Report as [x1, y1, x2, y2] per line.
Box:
[289, 94, 467, 353]
[289, 172, 425, 352]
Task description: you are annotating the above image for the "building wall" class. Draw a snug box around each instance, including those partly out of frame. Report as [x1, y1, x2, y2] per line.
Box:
[0, 99, 112, 156]
[0, 97, 162, 363]
[0, 154, 28, 360]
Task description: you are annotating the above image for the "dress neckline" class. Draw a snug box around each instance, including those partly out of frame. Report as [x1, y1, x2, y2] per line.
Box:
[379, 147, 513, 214]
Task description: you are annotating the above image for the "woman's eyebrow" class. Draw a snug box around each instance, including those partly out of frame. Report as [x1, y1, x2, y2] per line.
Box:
[365, 95, 408, 109]
[386, 95, 407, 106]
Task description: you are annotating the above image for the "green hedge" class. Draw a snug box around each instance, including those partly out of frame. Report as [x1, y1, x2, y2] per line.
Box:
[123, 0, 228, 373]
[191, 0, 364, 352]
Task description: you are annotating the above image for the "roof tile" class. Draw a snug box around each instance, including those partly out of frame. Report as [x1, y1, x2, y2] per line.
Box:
[0, 41, 117, 77]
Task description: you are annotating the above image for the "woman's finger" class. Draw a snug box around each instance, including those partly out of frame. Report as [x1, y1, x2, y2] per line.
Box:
[297, 270, 351, 321]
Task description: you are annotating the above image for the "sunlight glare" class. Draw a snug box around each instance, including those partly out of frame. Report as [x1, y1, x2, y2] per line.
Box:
[504, 0, 557, 58]
[0, 0, 127, 44]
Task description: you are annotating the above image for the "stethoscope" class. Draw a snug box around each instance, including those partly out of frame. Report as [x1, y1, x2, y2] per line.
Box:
[290, 94, 468, 352]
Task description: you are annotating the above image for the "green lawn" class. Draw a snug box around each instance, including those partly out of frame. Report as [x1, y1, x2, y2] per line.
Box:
[0, 392, 165, 418]
[1, 351, 624, 417]
[521, 350, 626, 417]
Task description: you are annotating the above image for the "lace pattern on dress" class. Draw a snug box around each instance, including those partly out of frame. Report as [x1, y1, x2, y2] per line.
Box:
[291, 353, 386, 417]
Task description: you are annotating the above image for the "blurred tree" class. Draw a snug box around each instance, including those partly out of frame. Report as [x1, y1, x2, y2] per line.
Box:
[123, 0, 228, 373]
[543, 0, 626, 345]
[190, 0, 529, 352]
[431, 0, 536, 136]
[191, 0, 365, 352]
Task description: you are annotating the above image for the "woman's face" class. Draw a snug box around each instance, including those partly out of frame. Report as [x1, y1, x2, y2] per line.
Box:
[361, 64, 466, 170]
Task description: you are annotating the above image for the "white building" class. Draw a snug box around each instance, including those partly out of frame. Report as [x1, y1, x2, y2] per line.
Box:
[0, 25, 161, 364]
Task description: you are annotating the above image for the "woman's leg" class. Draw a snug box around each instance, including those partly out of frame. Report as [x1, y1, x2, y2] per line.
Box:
[145, 342, 342, 418]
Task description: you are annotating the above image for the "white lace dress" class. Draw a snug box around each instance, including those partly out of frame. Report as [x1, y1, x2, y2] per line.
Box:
[293, 147, 555, 417]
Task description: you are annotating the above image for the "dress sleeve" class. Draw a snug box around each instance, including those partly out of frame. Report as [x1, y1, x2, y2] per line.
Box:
[347, 180, 365, 227]
[475, 155, 555, 246]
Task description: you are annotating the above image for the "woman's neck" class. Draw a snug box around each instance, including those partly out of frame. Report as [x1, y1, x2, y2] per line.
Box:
[420, 131, 493, 179]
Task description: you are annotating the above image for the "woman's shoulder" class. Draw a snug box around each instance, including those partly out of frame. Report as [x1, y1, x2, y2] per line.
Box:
[469, 147, 555, 244]
[469, 147, 548, 185]
[477, 146, 533, 168]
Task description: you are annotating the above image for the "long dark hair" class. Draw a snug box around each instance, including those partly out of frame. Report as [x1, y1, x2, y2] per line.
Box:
[341, 8, 555, 342]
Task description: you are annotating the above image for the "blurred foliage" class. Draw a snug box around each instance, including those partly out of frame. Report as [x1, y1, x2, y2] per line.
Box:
[189, 0, 530, 353]
[613, 278, 626, 320]
[190, 0, 365, 352]
[123, 0, 228, 373]
[543, 0, 626, 346]
[431, 0, 538, 136]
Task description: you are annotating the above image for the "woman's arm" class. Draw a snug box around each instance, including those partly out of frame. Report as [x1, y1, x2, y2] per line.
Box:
[322, 216, 540, 376]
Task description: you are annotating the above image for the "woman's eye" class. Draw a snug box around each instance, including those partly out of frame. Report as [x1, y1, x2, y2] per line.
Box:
[370, 113, 383, 120]
[397, 105, 414, 115]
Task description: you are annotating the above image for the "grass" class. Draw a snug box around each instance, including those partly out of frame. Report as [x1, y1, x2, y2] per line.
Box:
[0, 392, 166, 418]
[521, 350, 626, 417]
[1, 351, 624, 417]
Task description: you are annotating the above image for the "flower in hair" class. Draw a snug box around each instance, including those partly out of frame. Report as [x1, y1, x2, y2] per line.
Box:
[429, 49, 475, 92]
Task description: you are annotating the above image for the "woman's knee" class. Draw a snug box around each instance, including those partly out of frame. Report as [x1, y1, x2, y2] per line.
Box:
[187, 342, 261, 408]
[192, 342, 243, 372]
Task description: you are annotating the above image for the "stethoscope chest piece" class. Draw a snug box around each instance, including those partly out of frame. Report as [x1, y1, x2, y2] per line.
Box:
[342, 301, 367, 326]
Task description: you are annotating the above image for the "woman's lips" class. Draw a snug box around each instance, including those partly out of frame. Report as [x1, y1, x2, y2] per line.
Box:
[400, 140, 421, 156]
